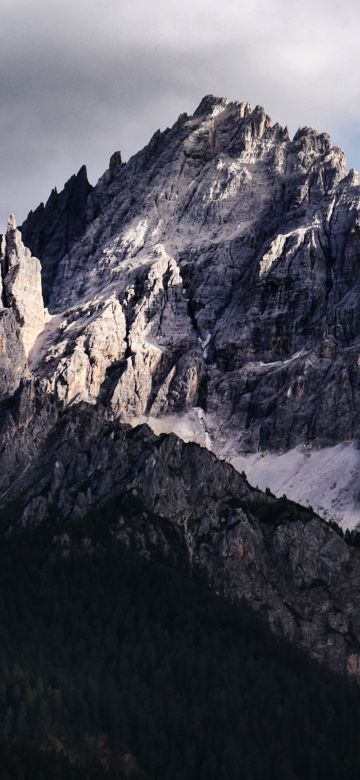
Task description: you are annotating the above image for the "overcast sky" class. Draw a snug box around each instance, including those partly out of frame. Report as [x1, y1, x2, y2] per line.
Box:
[1, 0, 360, 229]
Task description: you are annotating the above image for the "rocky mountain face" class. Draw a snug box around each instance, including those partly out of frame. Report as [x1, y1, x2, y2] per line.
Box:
[1, 395, 360, 682]
[17, 95, 360, 525]
[21, 165, 92, 305]
[0, 309, 26, 399]
[0, 215, 45, 400]
[2, 95, 360, 680]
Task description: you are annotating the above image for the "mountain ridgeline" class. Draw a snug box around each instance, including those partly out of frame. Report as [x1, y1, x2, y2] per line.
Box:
[0, 390, 360, 683]
[21, 164, 92, 305]
[11, 93, 360, 525]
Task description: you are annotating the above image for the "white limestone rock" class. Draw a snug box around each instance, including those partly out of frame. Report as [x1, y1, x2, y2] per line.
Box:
[39, 298, 127, 405]
[0, 218, 45, 356]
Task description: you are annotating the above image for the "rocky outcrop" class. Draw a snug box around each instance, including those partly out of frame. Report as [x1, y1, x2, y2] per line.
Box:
[1, 399, 360, 681]
[20, 166, 92, 305]
[49, 298, 127, 405]
[0, 310, 26, 399]
[107, 246, 203, 418]
[0, 215, 45, 356]
[0, 380, 60, 507]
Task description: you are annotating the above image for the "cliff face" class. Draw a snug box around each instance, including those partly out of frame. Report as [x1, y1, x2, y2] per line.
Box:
[20, 165, 92, 305]
[0, 215, 46, 400]
[1, 397, 360, 682]
[17, 96, 360, 524]
[0, 215, 46, 357]
[0, 309, 26, 399]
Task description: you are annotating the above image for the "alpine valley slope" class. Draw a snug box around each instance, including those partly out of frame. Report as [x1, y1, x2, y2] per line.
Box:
[19, 95, 360, 528]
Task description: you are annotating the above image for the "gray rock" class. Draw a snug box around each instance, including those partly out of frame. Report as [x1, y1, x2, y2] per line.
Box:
[20, 165, 92, 305]
[0, 219, 45, 356]
[2, 96, 360, 680]
[0, 310, 27, 398]
[17, 96, 360, 465]
[1, 399, 360, 681]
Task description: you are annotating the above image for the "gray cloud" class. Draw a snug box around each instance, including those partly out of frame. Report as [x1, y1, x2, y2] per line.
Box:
[1, 0, 360, 227]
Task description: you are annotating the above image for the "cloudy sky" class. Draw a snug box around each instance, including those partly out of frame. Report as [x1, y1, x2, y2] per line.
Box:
[1, 0, 360, 228]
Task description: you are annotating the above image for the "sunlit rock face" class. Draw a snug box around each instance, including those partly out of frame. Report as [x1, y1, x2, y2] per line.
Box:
[0, 215, 46, 401]
[17, 95, 360, 525]
[0, 214, 45, 358]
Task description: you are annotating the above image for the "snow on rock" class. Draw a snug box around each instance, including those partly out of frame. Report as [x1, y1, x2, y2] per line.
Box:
[199, 332, 211, 360]
[134, 408, 360, 529]
[227, 442, 360, 530]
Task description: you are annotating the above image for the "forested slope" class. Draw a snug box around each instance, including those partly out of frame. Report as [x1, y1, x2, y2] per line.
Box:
[0, 523, 360, 779]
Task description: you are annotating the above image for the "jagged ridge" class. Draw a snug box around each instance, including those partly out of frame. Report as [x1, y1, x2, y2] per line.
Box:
[1, 389, 360, 681]
[12, 94, 360, 525]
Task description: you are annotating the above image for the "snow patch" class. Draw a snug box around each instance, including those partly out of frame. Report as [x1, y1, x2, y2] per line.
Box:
[133, 409, 360, 529]
[255, 349, 307, 370]
[199, 332, 211, 360]
[227, 442, 360, 530]
[194, 407, 213, 450]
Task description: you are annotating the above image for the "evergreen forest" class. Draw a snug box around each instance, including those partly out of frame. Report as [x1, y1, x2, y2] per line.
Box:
[0, 523, 359, 779]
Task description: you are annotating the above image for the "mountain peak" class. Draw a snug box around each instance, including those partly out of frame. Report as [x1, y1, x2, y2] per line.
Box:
[20, 165, 93, 305]
[7, 213, 16, 231]
[193, 94, 228, 116]
[109, 150, 122, 171]
[14, 95, 360, 526]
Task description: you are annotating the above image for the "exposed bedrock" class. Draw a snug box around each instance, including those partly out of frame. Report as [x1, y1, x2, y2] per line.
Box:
[13, 95, 360, 524]
[1, 400, 360, 683]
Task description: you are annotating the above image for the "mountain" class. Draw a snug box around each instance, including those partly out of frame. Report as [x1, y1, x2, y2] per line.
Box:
[14, 94, 360, 527]
[1, 95, 360, 683]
